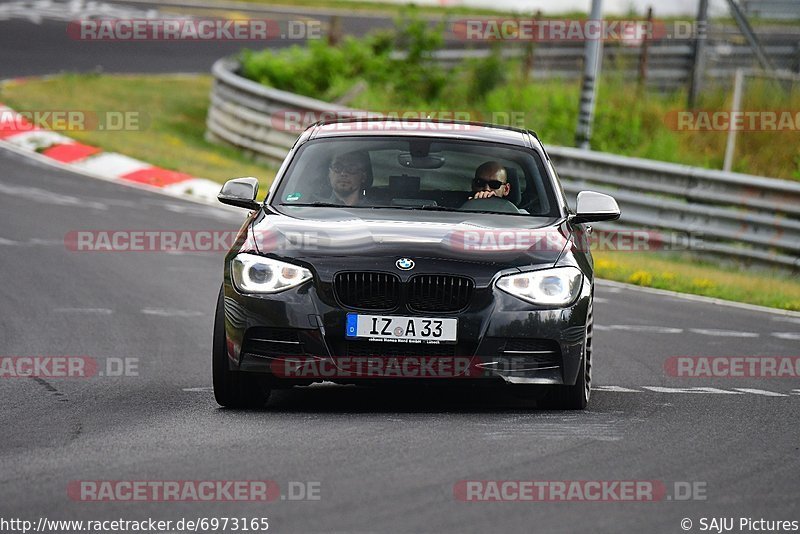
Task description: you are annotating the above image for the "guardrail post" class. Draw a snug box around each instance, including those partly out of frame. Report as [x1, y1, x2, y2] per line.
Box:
[328, 15, 341, 47]
[688, 0, 709, 108]
[575, 0, 604, 149]
[521, 10, 540, 83]
[795, 41, 800, 74]
[637, 6, 653, 92]
[723, 69, 745, 172]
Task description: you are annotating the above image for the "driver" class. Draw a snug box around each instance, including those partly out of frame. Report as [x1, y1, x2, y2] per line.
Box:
[323, 151, 370, 206]
[468, 161, 511, 200]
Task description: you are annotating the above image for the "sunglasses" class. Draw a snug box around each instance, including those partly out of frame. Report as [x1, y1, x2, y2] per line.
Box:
[330, 164, 366, 175]
[472, 177, 507, 189]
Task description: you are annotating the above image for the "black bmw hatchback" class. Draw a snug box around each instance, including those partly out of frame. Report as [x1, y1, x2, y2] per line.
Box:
[213, 118, 620, 410]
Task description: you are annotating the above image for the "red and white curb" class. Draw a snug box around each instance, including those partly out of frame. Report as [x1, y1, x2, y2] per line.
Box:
[0, 102, 223, 203]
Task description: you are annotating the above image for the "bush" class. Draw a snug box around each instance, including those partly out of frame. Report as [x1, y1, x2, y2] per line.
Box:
[240, 10, 444, 104]
[238, 13, 800, 180]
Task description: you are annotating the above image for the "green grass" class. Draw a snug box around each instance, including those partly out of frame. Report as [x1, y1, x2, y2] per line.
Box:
[0, 74, 275, 186]
[594, 251, 800, 311]
[475, 77, 800, 180]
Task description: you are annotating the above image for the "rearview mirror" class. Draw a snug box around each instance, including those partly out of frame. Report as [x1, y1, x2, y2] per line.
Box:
[398, 152, 445, 169]
[218, 177, 260, 210]
[571, 191, 620, 224]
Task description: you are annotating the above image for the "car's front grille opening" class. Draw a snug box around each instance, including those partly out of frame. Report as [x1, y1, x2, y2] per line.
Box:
[333, 271, 475, 312]
[334, 272, 401, 310]
[242, 327, 304, 357]
[344, 341, 457, 358]
[407, 274, 474, 313]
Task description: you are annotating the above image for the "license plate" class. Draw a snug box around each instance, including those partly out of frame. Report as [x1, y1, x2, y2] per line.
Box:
[346, 314, 457, 343]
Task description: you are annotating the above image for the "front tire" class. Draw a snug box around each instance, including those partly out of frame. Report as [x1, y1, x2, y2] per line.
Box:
[544, 300, 593, 410]
[213, 286, 270, 408]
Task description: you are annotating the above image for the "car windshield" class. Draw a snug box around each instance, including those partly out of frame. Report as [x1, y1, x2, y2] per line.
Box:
[271, 136, 559, 217]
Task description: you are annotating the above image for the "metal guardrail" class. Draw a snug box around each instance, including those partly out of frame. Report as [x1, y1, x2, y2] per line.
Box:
[419, 43, 800, 90]
[207, 58, 800, 270]
[742, 0, 800, 20]
[547, 146, 800, 268]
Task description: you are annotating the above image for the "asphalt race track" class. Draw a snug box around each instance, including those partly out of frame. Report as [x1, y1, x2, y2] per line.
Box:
[1, 4, 799, 533]
[0, 1, 388, 78]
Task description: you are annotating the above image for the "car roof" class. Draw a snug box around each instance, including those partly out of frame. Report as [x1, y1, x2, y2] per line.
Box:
[306, 117, 540, 148]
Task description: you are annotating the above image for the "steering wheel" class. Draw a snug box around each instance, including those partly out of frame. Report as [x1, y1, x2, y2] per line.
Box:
[460, 196, 521, 214]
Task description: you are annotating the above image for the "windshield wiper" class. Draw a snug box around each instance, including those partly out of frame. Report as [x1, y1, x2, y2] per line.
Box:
[362, 205, 461, 212]
[278, 202, 347, 208]
[279, 203, 455, 211]
[418, 205, 461, 212]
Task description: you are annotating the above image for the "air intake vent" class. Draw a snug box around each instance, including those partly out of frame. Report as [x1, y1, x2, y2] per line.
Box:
[500, 338, 561, 367]
[242, 328, 303, 357]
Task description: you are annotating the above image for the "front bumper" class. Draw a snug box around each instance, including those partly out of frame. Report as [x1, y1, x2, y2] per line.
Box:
[222, 271, 591, 386]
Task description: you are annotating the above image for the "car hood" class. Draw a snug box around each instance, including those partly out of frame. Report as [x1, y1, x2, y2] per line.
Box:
[248, 208, 571, 276]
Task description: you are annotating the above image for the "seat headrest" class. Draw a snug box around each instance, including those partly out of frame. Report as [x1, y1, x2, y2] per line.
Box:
[505, 167, 522, 206]
[363, 153, 374, 189]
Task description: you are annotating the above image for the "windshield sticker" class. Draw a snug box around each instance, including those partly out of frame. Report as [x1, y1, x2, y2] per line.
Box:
[285, 192, 302, 202]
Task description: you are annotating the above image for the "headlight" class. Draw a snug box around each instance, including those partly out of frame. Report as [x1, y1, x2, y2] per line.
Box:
[496, 267, 583, 306]
[231, 253, 312, 294]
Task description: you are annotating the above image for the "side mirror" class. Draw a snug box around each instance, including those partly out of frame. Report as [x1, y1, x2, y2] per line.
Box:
[218, 177, 260, 210]
[571, 191, 620, 224]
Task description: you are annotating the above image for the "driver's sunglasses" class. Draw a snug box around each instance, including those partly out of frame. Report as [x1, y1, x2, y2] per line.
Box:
[472, 177, 506, 189]
[330, 164, 366, 175]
